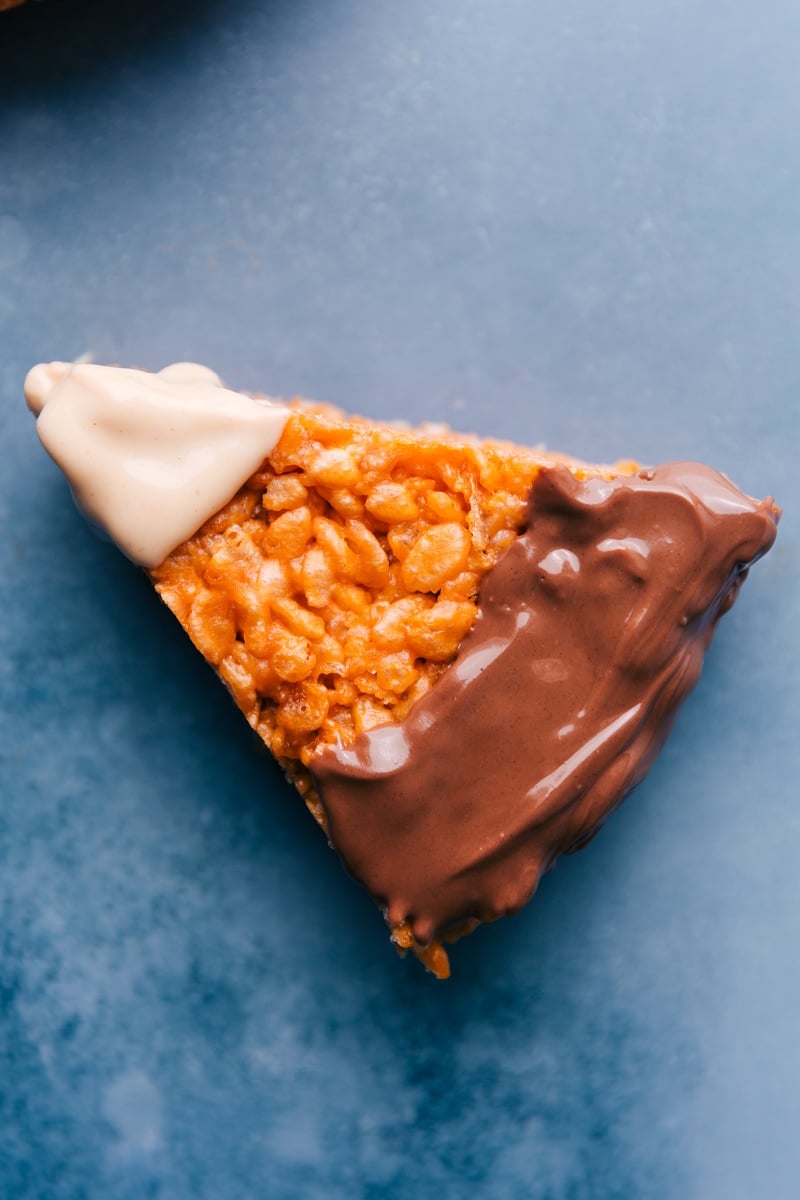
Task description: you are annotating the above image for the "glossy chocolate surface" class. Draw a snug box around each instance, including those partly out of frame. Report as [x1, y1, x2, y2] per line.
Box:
[313, 463, 778, 944]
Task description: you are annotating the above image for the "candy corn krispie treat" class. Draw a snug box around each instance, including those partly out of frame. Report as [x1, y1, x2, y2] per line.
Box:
[26, 362, 779, 977]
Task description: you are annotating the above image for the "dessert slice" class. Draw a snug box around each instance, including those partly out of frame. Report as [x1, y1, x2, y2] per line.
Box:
[25, 362, 779, 977]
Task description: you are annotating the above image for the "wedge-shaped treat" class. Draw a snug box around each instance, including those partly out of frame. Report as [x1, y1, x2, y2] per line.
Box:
[26, 362, 779, 977]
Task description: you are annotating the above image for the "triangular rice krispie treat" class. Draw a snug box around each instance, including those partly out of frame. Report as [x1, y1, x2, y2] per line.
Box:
[26, 362, 779, 977]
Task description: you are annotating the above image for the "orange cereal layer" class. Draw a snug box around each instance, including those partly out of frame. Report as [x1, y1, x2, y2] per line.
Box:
[149, 401, 623, 976]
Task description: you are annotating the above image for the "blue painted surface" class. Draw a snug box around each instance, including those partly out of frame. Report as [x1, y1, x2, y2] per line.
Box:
[0, 0, 798, 1195]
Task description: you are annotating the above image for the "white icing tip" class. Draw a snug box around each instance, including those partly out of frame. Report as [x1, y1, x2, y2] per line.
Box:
[26, 361, 292, 569]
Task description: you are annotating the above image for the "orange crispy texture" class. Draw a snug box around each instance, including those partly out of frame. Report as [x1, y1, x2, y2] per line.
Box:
[151, 402, 610, 977]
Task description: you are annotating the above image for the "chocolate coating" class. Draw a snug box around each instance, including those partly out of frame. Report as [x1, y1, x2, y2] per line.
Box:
[312, 463, 779, 946]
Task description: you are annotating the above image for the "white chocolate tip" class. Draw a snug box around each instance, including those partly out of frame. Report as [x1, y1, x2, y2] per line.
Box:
[26, 360, 292, 568]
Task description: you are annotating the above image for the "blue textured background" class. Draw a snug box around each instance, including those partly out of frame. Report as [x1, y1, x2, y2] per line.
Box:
[1, 1, 798, 1196]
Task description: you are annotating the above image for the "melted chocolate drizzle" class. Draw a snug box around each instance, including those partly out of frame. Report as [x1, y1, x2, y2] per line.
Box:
[312, 463, 779, 945]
